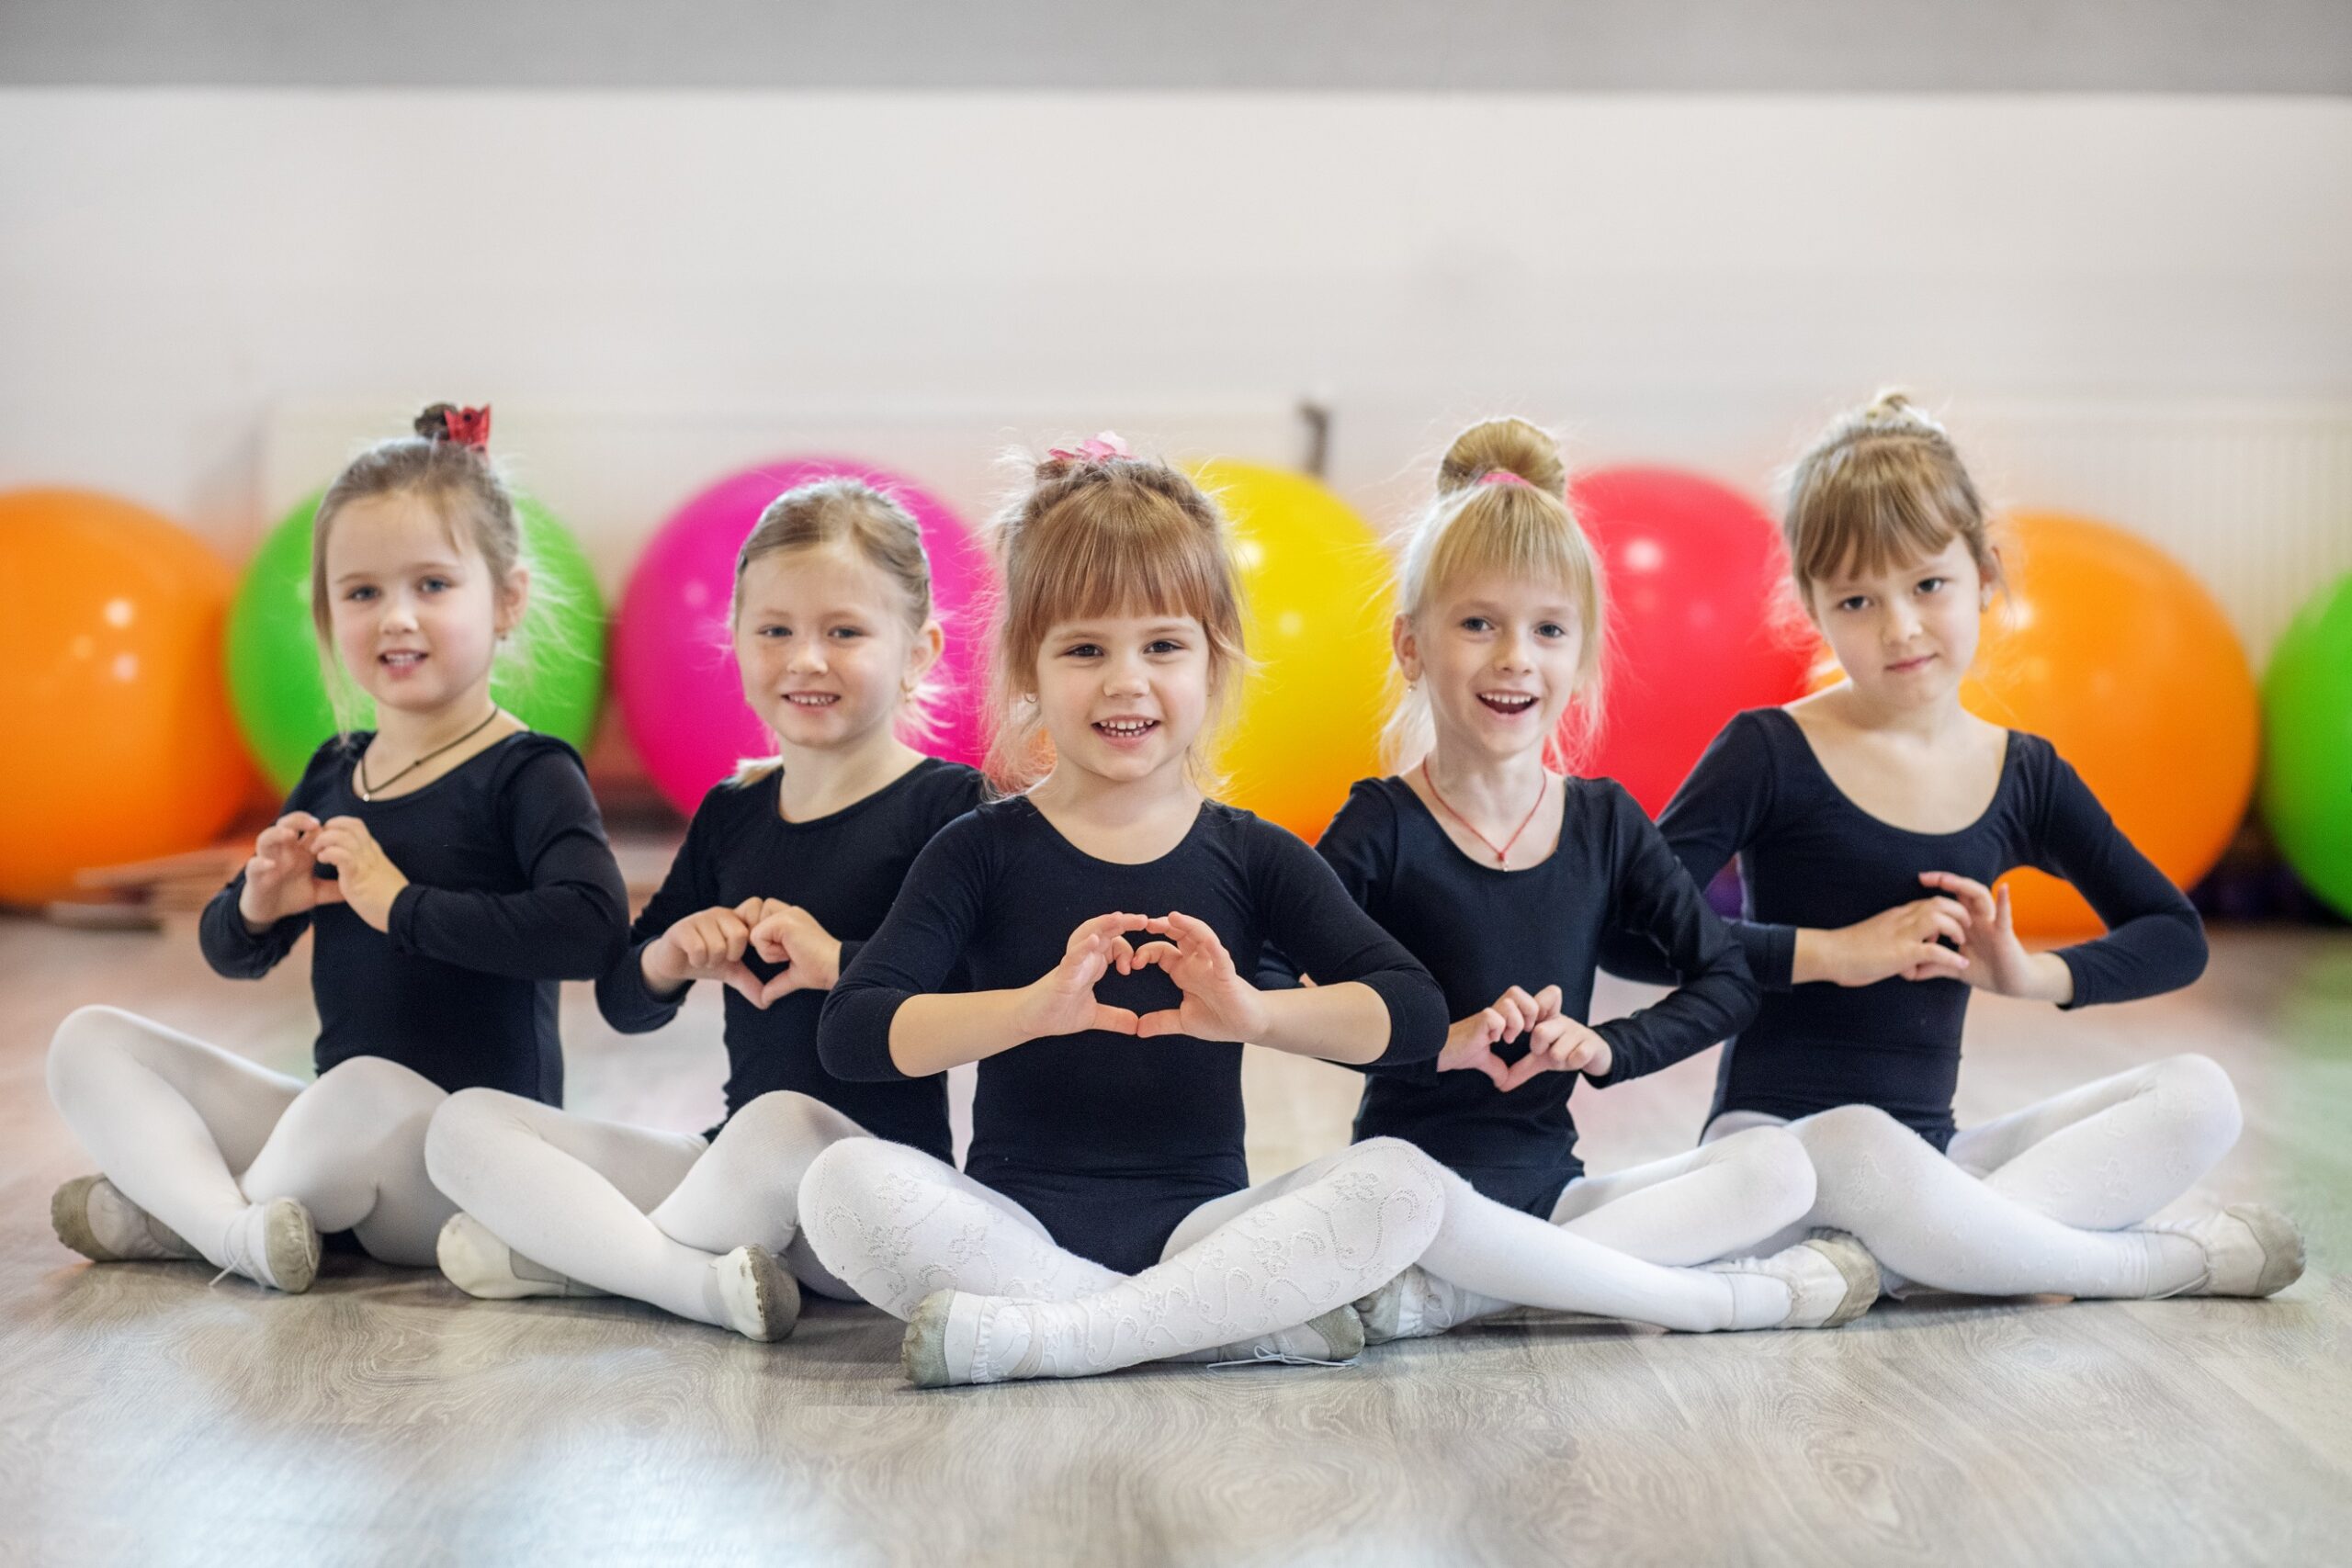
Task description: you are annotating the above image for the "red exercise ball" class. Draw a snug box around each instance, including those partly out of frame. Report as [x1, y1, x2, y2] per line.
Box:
[1567, 467, 1813, 815]
[0, 490, 254, 905]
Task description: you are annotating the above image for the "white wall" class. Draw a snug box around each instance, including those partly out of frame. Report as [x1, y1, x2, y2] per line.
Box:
[4, 90, 2349, 653]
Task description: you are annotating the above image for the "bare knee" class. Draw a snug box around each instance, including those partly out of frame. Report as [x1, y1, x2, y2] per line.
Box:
[2147, 1053, 2243, 1165]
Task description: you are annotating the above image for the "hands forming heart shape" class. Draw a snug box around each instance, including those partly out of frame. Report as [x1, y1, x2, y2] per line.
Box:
[653, 897, 843, 1010]
[1437, 984, 1613, 1092]
[1024, 911, 1268, 1043]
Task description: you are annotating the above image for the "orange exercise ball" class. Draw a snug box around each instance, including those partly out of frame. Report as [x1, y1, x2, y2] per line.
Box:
[1193, 461, 1393, 841]
[1967, 513, 2256, 937]
[0, 490, 254, 905]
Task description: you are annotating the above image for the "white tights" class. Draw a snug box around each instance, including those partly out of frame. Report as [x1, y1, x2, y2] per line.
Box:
[424, 1088, 864, 1328]
[46, 1004, 451, 1269]
[800, 1134, 1809, 1380]
[1705, 1055, 2243, 1298]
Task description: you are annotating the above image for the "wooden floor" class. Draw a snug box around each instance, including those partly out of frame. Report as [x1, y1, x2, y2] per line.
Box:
[2, 895, 2347, 1565]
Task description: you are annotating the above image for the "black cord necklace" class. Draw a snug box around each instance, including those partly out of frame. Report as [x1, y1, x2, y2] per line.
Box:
[356, 707, 503, 801]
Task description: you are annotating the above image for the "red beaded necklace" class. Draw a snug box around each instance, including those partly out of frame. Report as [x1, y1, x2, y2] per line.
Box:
[1419, 761, 1549, 867]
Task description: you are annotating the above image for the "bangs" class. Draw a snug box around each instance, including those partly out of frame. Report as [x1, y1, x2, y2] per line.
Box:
[1794, 444, 1974, 591]
[1426, 489, 1599, 614]
[1021, 502, 1230, 635]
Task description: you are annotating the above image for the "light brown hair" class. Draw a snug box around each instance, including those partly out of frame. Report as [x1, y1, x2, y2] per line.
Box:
[1384, 417, 1609, 773]
[729, 477, 943, 783]
[986, 441, 1248, 791]
[1783, 390, 2001, 612]
[308, 402, 532, 727]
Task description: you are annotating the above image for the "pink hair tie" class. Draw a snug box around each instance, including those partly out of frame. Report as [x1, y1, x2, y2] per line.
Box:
[1477, 469, 1530, 489]
[1047, 431, 1132, 465]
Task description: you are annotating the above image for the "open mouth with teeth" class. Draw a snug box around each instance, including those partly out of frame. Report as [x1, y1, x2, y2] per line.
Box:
[1094, 716, 1159, 740]
[783, 693, 841, 708]
[379, 650, 427, 671]
[1477, 693, 1538, 716]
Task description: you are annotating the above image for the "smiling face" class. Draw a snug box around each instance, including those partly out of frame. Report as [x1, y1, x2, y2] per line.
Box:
[1028, 610, 1213, 787]
[323, 490, 525, 717]
[1807, 536, 1990, 711]
[1396, 570, 1587, 770]
[732, 543, 938, 752]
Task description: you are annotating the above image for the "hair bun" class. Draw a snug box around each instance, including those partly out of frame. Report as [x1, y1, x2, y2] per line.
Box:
[1437, 416, 1566, 496]
[1857, 389, 1947, 439]
[414, 403, 456, 441]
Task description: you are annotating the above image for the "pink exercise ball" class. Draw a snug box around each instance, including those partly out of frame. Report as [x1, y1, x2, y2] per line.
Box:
[1569, 466, 1814, 817]
[616, 459, 991, 815]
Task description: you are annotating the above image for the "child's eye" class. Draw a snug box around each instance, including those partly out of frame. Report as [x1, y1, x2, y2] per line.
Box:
[345, 585, 378, 603]
[1536, 622, 1568, 639]
[1917, 577, 1948, 595]
[829, 626, 867, 640]
[1062, 642, 1102, 660]
[1459, 616, 1493, 633]
[1835, 595, 1869, 613]
[420, 577, 452, 593]
[758, 625, 791, 639]
[1146, 638, 1185, 655]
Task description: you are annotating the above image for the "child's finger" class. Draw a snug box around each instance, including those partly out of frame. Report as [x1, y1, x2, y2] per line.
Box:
[1532, 984, 1564, 1020]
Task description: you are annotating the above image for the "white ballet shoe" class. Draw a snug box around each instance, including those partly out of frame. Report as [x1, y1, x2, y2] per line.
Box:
[1709, 1229, 1880, 1329]
[51, 1174, 197, 1263]
[435, 1212, 607, 1301]
[1355, 1264, 1480, 1345]
[1203, 1304, 1365, 1368]
[213, 1197, 321, 1294]
[2167, 1203, 2306, 1299]
[705, 1245, 798, 1342]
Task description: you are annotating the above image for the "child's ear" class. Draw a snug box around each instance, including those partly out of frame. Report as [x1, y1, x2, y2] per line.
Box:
[1391, 612, 1421, 683]
[497, 565, 532, 637]
[904, 619, 945, 691]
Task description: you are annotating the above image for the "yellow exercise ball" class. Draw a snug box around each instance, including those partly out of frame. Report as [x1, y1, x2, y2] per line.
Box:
[1193, 461, 1393, 842]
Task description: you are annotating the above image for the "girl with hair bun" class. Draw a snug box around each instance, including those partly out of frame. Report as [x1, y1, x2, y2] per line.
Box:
[1268, 416, 1881, 1344]
[425, 476, 984, 1342]
[800, 434, 1870, 1390]
[47, 404, 629, 1293]
[1602, 390, 2301, 1304]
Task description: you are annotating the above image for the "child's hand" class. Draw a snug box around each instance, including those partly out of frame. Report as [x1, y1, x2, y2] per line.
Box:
[1435, 985, 1559, 1089]
[1012, 913, 1151, 1038]
[1817, 897, 1972, 986]
[1129, 912, 1268, 1042]
[309, 817, 408, 934]
[1499, 1013, 1613, 1089]
[1916, 872, 2075, 1004]
[643, 897, 774, 1008]
[236, 811, 341, 931]
[745, 900, 844, 1001]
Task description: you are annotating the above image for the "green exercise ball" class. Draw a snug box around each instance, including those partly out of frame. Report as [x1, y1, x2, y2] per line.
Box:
[226, 491, 606, 792]
[2261, 571, 2352, 918]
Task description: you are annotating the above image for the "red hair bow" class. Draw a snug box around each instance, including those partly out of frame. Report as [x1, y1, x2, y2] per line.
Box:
[444, 405, 492, 449]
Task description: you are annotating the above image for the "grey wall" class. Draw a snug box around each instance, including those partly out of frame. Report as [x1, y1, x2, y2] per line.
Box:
[3, 1, 2347, 92]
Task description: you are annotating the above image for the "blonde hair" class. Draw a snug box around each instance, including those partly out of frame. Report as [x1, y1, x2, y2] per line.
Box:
[309, 402, 536, 731]
[729, 477, 943, 784]
[985, 440, 1249, 792]
[1783, 390, 2001, 613]
[1383, 417, 1609, 773]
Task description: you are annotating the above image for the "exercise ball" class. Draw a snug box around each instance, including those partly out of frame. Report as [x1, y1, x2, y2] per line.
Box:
[1568, 467, 1814, 816]
[226, 490, 607, 794]
[616, 459, 989, 816]
[1968, 513, 2257, 937]
[0, 490, 253, 904]
[2261, 571, 2352, 918]
[1193, 461, 1392, 841]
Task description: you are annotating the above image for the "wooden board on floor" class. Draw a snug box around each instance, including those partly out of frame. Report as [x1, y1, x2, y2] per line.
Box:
[1, 902, 2347, 1565]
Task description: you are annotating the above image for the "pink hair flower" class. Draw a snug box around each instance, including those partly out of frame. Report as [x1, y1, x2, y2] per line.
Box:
[1047, 431, 1132, 465]
[1477, 469, 1530, 489]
